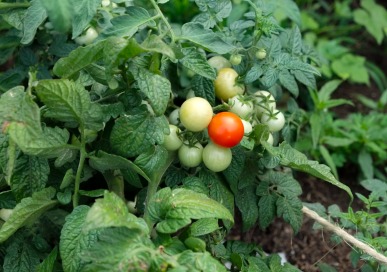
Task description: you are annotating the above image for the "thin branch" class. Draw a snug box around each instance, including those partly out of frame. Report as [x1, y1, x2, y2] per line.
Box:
[302, 205, 387, 265]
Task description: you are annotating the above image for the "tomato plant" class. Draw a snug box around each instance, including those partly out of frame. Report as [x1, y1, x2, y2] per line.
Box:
[207, 112, 244, 148]
[214, 68, 245, 101]
[0, 0, 357, 271]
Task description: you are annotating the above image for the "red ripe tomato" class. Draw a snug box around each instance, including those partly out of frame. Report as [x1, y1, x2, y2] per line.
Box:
[207, 112, 244, 148]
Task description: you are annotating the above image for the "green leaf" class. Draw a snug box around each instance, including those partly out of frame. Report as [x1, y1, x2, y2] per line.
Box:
[134, 68, 171, 116]
[110, 105, 168, 157]
[102, 37, 129, 89]
[235, 186, 258, 231]
[8, 125, 71, 158]
[3, 233, 40, 272]
[21, 0, 47, 44]
[0, 191, 16, 209]
[191, 75, 216, 106]
[331, 54, 369, 84]
[0, 187, 57, 243]
[261, 142, 353, 200]
[10, 154, 49, 201]
[180, 22, 235, 54]
[358, 148, 373, 179]
[188, 218, 220, 237]
[279, 69, 299, 97]
[71, 0, 101, 38]
[193, 0, 232, 28]
[322, 136, 355, 147]
[258, 194, 276, 229]
[261, 171, 302, 198]
[40, 0, 73, 33]
[180, 47, 216, 80]
[199, 169, 235, 229]
[223, 146, 246, 192]
[101, 6, 154, 38]
[318, 80, 342, 102]
[273, 0, 301, 26]
[134, 145, 169, 184]
[148, 188, 234, 233]
[245, 64, 264, 84]
[81, 227, 161, 272]
[53, 40, 105, 78]
[353, 0, 387, 44]
[310, 112, 322, 148]
[276, 196, 303, 233]
[36, 246, 58, 272]
[293, 69, 317, 89]
[177, 251, 227, 272]
[60, 205, 99, 272]
[84, 191, 149, 233]
[141, 34, 177, 60]
[36, 79, 93, 126]
[89, 150, 151, 183]
[319, 145, 339, 180]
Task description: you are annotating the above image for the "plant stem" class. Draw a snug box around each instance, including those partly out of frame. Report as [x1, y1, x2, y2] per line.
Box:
[103, 171, 125, 200]
[72, 126, 87, 208]
[0, 2, 30, 9]
[149, 0, 176, 43]
[302, 205, 387, 265]
[143, 152, 176, 229]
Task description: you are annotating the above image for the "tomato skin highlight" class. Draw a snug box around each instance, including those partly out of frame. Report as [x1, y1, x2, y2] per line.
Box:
[207, 112, 244, 148]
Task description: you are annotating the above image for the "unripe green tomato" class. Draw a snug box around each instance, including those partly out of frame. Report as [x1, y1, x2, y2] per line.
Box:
[229, 54, 242, 66]
[163, 125, 183, 151]
[178, 142, 203, 168]
[0, 208, 13, 221]
[207, 55, 232, 72]
[75, 27, 98, 45]
[101, 0, 110, 7]
[168, 108, 180, 125]
[228, 95, 254, 119]
[180, 97, 213, 132]
[202, 142, 232, 172]
[214, 68, 245, 101]
[254, 90, 276, 115]
[241, 119, 253, 135]
[256, 48, 267, 60]
[261, 110, 285, 132]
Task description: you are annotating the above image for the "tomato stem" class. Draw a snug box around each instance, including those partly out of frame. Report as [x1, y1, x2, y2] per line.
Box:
[150, 0, 176, 43]
[143, 152, 176, 229]
[0, 2, 30, 9]
[72, 126, 87, 208]
[103, 171, 125, 201]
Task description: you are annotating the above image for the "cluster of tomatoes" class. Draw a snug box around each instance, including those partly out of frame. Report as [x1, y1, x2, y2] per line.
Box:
[163, 55, 285, 172]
